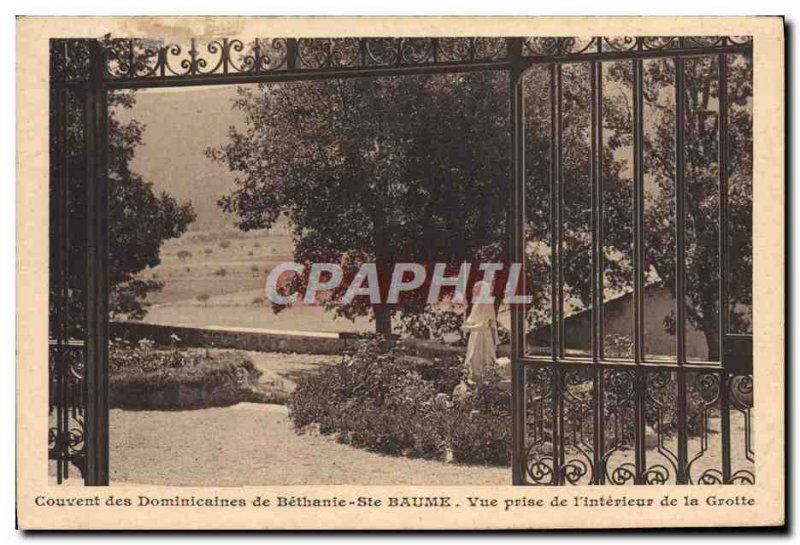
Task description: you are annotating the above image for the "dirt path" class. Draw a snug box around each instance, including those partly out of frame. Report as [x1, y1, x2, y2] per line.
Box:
[110, 403, 510, 486]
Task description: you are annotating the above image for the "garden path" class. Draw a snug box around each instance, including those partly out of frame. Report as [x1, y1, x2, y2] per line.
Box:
[109, 403, 510, 486]
[109, 349, 509, 486]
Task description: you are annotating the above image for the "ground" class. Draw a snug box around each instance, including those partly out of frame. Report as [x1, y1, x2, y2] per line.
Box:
[109, 403, 509, 486]
[108, 349, 510, 486]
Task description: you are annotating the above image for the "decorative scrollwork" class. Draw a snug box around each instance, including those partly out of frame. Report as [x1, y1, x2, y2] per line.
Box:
[609, 462, 637, 485]
[299, 38, 360, 69]
[695, 372, 722, 404]
[730, 374, 753, 410]
[730, 469, 755, 485]
[602, 369, 636, 483]
[684, 36, 729, 48]
[643, 464, 672, 485]
[561, 458, 590, 484]
[686, 371, 722, 484]
[639, 36, 681, 50]
[399, 38, 434, 64]
[603, 36, 639, 52]
[474, 38, 507, 60]
[525, 453, 555, 485]
[49, 338, 86, 481]
[49, 35, 752, 83]
[523, 365, 554, 484]
[437, 38, 474, 62]
[697, 468, 724, 484]
[643, 371, 678, 484]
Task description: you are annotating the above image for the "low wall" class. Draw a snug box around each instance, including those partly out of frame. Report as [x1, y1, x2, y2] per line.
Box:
[110, 321, 349, 355]
[398, 338, 510, 359]
[111, 321, 512, 359]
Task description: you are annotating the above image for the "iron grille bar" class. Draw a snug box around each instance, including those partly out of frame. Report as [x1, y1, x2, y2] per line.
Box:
[633, 59, 646, 363]
[555, 64, 565, 358]
[552, 367, 562, 485]
[508, 38, 526, 486]
[674, 54, 690, 484]
[549, 62, 563, 484]
[590, 60, 605, 483]
[54, 85, 67, 483]
[718, 52, 733, 483]
[519, 357, 723, 372]
[103, 60, 514, 89]
[675, 56, 688, 365]
[83, 41, 110, 485]
[524, 44, 751, 66]
[634, 372, 647, 482]
[549, 63, 560, 358]
[631, 58, 647, 483]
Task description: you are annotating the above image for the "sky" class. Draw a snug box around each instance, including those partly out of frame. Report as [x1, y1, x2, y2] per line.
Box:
[115, 85, 248, 231]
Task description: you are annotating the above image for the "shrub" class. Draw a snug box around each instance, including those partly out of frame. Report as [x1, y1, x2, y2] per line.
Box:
[289, 338, 511, 465]
[109, 342, 268, 410]
[219, 240, 231, 249]
[396, 308, 465, 344]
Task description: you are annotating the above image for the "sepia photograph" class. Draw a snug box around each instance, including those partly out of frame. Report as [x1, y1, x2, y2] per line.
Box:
[15, 15, 785, 530]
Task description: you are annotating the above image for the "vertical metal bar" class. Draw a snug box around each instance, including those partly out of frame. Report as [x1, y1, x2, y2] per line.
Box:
[675, 57, 687, 364]
[590, 60, 605, 483]
[508, 38, 526, 486]
[717, 53, 732, 483]
[632, 59, 648, 483]
[674, 55, 689, 483]
[551, 64, 564, 358]
[59, 86, 70, 482]
[549, 62, 562, 484]
[51, 84, 67, 483]
[83, 40, 110, 486]
[633, 60, 645, 363]
[286, 38, 298, 71]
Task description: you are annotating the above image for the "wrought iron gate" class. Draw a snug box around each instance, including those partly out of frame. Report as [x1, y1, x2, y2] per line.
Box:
[48, 36, 752, 485]
[509, 38, 754, 485]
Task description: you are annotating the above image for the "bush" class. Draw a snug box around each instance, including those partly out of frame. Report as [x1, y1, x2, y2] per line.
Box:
[289, 338, 511, 465]
[109, 341, 279, 410]
[395, 308, 465, 345]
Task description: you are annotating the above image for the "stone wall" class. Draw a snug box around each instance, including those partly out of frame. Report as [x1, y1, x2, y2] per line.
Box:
[110, 321, 349, 355]
[111, 321, 513, 358]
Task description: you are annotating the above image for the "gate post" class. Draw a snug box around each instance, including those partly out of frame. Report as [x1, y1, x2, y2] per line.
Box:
[507, 37, 526, 485]
[83, 39, 110, 486]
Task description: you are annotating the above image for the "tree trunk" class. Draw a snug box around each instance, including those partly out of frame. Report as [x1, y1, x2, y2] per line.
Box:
[702, 319, 720, 362]
[374, 303, 392, 336]
[372, 192, 392, 337]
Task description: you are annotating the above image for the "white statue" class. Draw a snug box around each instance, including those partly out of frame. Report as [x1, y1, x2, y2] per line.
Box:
[462, 280, 498, 381]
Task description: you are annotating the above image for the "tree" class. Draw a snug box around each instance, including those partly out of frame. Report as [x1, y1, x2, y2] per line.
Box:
[603, 54, 753, 359]
[106, 91, 196, 320]
[50, 83, 195, 327]
[208, 73, 511, 335]
[197, 293, 210, 306]
[521, 63, 636, 349]
[209, 54, 750, 356]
